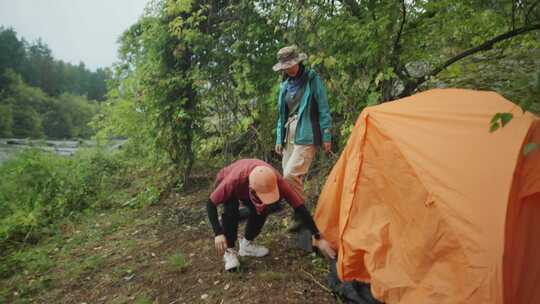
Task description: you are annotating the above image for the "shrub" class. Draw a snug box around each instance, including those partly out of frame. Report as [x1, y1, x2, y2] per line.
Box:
[0, 148, 125, 250]
[168, 251, 190, 271]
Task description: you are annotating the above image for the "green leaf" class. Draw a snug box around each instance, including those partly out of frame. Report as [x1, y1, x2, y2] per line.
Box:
[500, 113, 513, 127]
[374, 72, 384, 86]
[311, 56, 323, 66]
[519, 99, 533, 114]
[490, 122, 500, 133]
[490, 113, 501, 124]
[524, 142, 538, 157]
[323, 56, 337, 69]
[366, 92, 381, 106]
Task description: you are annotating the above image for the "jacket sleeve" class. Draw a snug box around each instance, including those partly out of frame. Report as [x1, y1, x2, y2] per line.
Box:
[206, 199, 224, 236]
[209, 176, 234, 206]
[313, 74, 332, 143]
[275, 84, 285, 145]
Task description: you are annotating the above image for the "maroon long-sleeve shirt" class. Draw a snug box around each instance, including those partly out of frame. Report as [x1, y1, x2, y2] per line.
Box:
[210, 159, 303, 214]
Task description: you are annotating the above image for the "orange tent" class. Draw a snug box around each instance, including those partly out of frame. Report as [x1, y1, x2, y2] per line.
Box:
[314, 89, 540, 304]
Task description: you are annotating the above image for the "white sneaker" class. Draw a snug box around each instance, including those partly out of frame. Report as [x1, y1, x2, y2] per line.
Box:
[223, 249, 240, 271]
[239, 238, 269, 257]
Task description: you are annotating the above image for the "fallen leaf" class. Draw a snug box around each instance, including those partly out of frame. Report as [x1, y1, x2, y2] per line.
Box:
[124, 274, 135, 281]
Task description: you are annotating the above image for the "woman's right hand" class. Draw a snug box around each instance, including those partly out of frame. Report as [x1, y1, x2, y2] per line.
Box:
[315, 238, 337, 260]
[215, 234, 227, 256]
[275, 144, 283, 156]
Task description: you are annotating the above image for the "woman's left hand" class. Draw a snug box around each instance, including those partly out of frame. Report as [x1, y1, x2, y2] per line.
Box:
[323, 141, 332, 153]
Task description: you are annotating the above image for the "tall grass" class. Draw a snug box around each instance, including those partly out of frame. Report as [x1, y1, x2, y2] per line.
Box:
[0, 148, 126, 251]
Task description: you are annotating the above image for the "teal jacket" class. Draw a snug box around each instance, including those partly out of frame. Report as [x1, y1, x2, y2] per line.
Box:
[276, 69, 332, 146]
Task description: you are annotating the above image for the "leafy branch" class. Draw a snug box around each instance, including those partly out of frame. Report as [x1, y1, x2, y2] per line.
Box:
[526, 0, 540, 23]
[398, 22, 540, 98]
[340, 0, 363, 19]
[391, 0, 406, 65]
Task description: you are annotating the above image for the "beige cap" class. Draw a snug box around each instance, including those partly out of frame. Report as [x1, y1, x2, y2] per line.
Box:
[248, 166, 280, 204]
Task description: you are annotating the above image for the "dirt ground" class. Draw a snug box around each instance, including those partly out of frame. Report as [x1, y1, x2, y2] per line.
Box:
[2, 182, 337, 304]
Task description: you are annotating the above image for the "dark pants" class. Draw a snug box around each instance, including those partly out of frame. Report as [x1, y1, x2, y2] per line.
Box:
[222, 199, 268, 248]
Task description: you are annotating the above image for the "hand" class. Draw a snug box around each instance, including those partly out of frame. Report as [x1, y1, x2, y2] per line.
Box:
[315, 238, 336, 260]
[323, 141, 332, 153]
[215, 234, 227, 256]
[275, 144, 283, 156]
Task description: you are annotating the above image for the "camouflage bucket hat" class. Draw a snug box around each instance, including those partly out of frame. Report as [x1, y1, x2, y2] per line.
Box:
[272, 45, 307, 72]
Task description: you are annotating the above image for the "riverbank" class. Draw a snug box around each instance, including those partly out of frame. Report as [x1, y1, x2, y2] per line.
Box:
[0, 138, 126, 164]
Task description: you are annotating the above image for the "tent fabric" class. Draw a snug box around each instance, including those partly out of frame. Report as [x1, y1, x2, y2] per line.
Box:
[503, 120, 540, 304]
[314, 89, 540, 304]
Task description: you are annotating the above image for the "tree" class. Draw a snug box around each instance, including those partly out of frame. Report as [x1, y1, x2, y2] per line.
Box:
[0, 69, 98, 139]
[0, 27, 26, 76]
[22, 39, 56, 95]
[103, 0, 540, 179]
[0, 104, 13, 137]
[117, 0, 213, 186]
[87, 68, 110, 101]
[0, 27, 109, 101]
[11, 108, 42, 138]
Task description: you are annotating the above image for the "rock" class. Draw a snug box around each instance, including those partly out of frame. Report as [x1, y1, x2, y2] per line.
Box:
[201, 294, 209, 300]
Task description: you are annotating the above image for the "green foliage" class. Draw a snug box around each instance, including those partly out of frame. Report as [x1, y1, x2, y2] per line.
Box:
[310, 252, 329, 273]
[103, 0, 540, 184]
[0, 148, 125, 250]
[134, 297, 155, 304]
[110, 0, 284, 180]
[11, 106, 43, 138]
[490, 112, 514, 132]
[0, 27, 106, 140]
[0, 246, 54, 279]
[115, 4, 203, 184]
[431, 50, 540, 114]
[168, 251, 190, 271]
[123, 185, 161, 208]
[0, 69, 99, 139]
[489, 70, 540, 133]
[0, 27, 109, 100]
[0, 104, 13, 137]
[0, 28, 25, 75]
[91, 89, 161, 165]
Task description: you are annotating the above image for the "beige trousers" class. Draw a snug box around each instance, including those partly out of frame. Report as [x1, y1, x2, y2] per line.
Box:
[282, 117, 316, 201]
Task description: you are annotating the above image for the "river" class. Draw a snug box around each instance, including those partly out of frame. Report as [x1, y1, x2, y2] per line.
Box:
[0, 138, 126, 164]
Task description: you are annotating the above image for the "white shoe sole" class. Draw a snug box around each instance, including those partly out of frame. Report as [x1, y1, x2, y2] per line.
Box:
[238, 249, 269, 257]
[224, 259, 240, 271]
[225, 263, 239, 271]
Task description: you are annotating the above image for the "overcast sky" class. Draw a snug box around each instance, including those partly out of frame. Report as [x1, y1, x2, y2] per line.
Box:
[0, 0, 149, 70]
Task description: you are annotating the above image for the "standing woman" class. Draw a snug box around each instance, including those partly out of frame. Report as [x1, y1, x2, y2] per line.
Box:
[273, 45, 332, 230]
